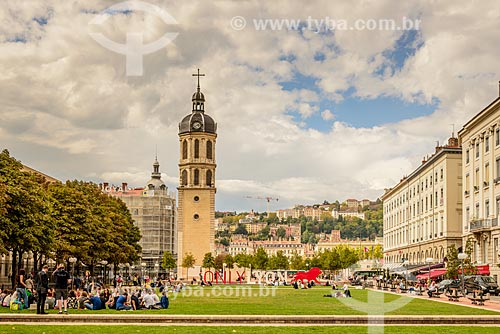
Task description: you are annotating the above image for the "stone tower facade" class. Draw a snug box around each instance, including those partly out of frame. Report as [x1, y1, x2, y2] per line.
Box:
[177, 70, 217, 278]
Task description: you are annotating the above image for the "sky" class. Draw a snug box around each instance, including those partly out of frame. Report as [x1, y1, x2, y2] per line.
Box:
[1, 0, 500, 213]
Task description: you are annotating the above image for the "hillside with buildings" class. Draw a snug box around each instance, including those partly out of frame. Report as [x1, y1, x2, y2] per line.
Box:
[213, 199, 383, 260]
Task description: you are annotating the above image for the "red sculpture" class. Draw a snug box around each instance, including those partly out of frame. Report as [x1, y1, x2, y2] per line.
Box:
[291, 267, 322, 284]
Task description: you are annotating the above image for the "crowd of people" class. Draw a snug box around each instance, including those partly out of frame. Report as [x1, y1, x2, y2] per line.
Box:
[0, 264, 173, 314]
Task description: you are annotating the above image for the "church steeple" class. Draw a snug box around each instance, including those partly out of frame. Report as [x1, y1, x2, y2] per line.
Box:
[152, 156, 161, 179]
[192, 68, 205, 112]
[146, 154, 166, 192]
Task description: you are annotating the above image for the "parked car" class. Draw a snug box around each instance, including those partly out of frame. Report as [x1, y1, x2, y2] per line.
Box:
[464, 275, 500, 295]
[437, 279, 461, 293]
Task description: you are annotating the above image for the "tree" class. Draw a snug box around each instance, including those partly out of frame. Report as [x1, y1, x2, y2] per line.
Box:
[214, 254, 225, 270]
[234, 253, 253, 269]
[224, 254, 235, 269]
[253, 247, 268, 269]
[202, 252, 215, 271]
[182, 252, 196, 279]
[234, 224, 248, 235]
[267, 250, 289, 270]
[289, 251, 303, 270]
[445, 244, 459, 279]
[464, 237, 477, 275]
[161, 251, 177, 277]
[1, 150, 55, 287]
[276, 227, 286, 239]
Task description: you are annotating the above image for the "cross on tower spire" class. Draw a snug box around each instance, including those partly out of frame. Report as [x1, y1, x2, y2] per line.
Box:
[192, 68, 205, 92]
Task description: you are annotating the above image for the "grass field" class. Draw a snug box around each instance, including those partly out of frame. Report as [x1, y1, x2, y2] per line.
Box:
[0, 326, 500, 334]
[0, 285, 497, 316]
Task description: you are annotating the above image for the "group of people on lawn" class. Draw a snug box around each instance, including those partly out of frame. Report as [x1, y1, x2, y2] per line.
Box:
[1, 264, 170, 314]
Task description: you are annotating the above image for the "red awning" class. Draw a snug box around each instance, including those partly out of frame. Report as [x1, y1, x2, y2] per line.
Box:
[416, 269, 448, 280]
[458, 264, 490, 275]
[476, 265, 490, 275]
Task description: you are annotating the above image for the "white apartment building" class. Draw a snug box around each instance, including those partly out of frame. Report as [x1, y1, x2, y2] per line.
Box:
[381, 137, 462, 265]
[459, 85, 500, 281]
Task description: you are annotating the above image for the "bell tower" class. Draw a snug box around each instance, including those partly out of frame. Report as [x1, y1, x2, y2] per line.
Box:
[177, 69, 217, 278]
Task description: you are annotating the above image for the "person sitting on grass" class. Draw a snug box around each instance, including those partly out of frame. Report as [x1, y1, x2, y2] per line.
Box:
[67, 290, 78, 309]
[160, 291, 169, 309]
[84, 292, 103, 310]
[78, 291, 90, 310]
[116, 292, 132, 311]
[143, 289, 160, 309]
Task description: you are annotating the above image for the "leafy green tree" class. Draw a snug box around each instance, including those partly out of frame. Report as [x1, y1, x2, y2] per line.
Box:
[234, 224, 248, 235]
[445, 244, 459, 279]
[276, 227, 286, 239]
[267, 250, 289, 270]
[214, 254, 225, 270]
[182, 252, 196, 279]
[0, 150, 55, 287]
[161, 251, 177, 277]
[289, 251, 304, 270]
[218, 237, 230, 246]
[464, 237, 477, 275]
[253, 247, 268, 269]
[202, 252, 215, 271]
[224, 253, 235, 269]
[234, 253, 253, 269]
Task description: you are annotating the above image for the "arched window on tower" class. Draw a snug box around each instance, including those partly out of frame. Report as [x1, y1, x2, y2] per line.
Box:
[206, 170, 212, 187]
[182, 140, 188, 160]
[181, 170, 188, 186]
[194, 139, 200, 159]
[206, 140, 212, 160]
[194, 169, 199, 185]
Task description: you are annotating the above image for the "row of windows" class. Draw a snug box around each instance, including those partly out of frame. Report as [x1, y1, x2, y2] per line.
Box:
[181, 169, 213, 186]
[464, 158, 500, 194]
[465, 129, 500, 163]
[385, 218, 444, 249]
[182, 139, 213, 160]
[385, 168, 444, 213]
[465, 197, 500, 220]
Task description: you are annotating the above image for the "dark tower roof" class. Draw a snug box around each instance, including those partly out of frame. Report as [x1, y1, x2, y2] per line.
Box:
[179, 69, 217, 135]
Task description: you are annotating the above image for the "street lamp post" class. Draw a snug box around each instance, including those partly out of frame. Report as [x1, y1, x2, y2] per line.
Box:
[403, 259, 409, 285]
[101, 260, 108, 286]
[69, 257, 77, 290]
[154, 262, 159, 284]
[425, 257, 433, 283]
[458, 253, 468, 294]
[141, 262, 147, 287]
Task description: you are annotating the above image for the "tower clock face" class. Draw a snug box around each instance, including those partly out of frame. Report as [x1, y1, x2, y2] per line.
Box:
[192, 121, 202, 130]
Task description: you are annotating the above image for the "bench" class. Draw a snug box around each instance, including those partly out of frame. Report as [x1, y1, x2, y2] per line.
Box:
[428, 290, 442, 298]
[445, 288, 463, 302]
[468, 290, 489, 306]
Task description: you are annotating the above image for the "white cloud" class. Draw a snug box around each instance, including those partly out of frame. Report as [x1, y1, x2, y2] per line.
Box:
[321, 109, 335, 121]
[2, 0, 500, 212]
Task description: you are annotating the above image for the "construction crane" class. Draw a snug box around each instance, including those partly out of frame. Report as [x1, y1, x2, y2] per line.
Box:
[244, 196, 279, 215]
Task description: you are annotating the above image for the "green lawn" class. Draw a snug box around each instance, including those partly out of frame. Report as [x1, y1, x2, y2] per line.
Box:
[0, 326, 500, 334]
[1, 285, 497, 316]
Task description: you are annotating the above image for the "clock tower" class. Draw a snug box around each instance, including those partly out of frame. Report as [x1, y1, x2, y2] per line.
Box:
[177, 69, 217, 278]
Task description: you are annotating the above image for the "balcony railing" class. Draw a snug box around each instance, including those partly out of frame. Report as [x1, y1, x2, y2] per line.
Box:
[469, 218, 498, 231]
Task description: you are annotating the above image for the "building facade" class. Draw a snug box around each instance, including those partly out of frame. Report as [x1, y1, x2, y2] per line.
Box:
[381, 137, 463, 266]
[104, 159, 176, 269]
[177, 71, 217, 277]
[459, 85, 500, 281]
